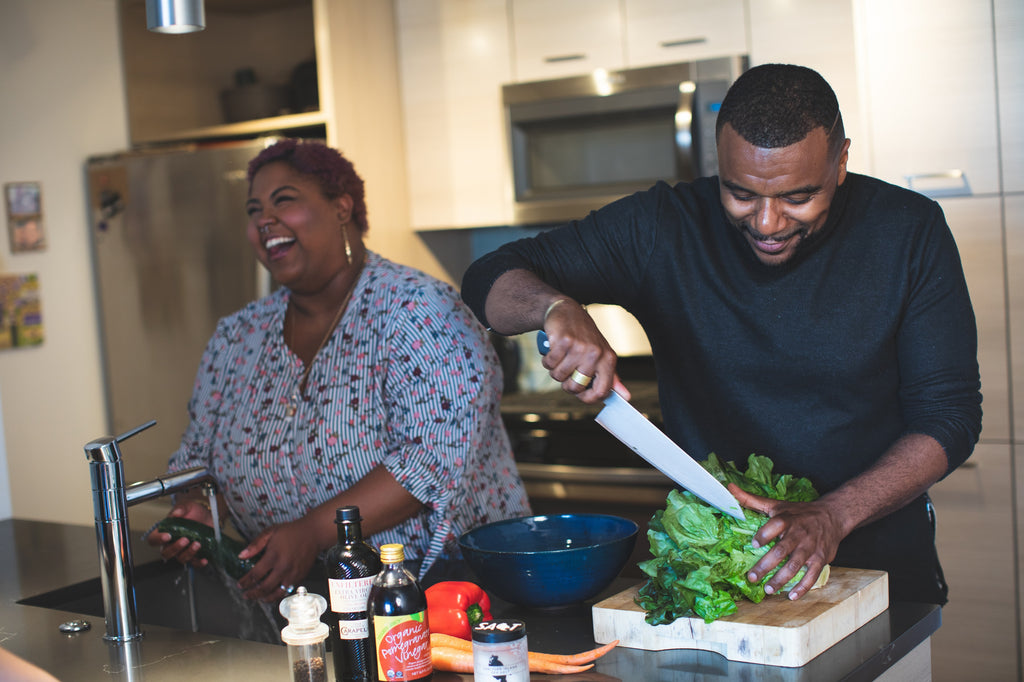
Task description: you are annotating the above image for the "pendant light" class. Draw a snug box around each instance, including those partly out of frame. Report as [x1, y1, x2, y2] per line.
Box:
[146, 0, 206, 34]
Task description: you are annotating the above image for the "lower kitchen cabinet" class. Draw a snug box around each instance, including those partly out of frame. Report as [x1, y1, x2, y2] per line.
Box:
[930, 443, 1019, 682]
[1007, 193, 1024, 673]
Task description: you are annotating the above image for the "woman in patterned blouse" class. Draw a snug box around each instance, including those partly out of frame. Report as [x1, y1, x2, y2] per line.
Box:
[148, 139, 530, 602]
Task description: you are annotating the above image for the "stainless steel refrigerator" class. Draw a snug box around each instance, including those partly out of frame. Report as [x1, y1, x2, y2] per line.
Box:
[86, 139, 271, 484]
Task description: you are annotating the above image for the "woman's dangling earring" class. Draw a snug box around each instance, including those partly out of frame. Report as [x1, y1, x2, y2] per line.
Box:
[342, 224, 353, 266]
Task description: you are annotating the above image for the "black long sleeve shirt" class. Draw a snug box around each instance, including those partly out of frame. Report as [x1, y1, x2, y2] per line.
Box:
[462, 174, 982, 495]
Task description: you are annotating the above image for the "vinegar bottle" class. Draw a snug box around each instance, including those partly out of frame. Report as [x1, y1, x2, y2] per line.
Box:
[368, 543, 432, 682]
[324, 506, 382, 682]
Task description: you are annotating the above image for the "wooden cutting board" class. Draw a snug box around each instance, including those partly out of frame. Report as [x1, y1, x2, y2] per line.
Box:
[592, 567, 888, 668]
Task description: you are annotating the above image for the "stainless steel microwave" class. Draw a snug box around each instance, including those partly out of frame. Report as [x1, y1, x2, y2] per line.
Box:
[503, 55, 748, 225]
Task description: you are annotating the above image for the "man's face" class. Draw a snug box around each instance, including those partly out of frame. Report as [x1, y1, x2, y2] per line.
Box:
[717, 123, 850, 266]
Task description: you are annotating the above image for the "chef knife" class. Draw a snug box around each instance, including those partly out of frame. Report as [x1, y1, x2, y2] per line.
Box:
[536, 331, 745, 520]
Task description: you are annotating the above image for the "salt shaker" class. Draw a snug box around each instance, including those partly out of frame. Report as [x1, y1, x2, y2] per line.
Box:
[280, 586, 330, 682]
[471, 619, 529, 682]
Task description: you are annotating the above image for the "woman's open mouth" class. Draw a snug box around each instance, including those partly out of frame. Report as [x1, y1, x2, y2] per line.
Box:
[263, 235, 295, 260]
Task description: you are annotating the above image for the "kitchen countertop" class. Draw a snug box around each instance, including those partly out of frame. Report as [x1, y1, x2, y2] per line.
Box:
[0, 518, 939, 681]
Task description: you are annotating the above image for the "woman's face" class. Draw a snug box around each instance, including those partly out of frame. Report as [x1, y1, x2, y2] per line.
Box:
[245, 160, 351, 292]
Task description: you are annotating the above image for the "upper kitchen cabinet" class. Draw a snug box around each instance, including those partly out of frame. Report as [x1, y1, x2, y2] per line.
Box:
[119, 0, 324, 144]
[996, 0, 1024, 193]
[396, 0, 514, 229]
[854, 0, 999, 197]
[511, 0, 624, 82]
[747, 0, 865, 175]
[622, 0, 748, 68]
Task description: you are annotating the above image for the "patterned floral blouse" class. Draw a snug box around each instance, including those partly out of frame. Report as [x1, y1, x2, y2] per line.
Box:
[168, 252, 530, 577]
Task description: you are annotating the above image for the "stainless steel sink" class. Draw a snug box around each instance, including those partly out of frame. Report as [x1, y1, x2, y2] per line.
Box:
[18, 559, 283, 644]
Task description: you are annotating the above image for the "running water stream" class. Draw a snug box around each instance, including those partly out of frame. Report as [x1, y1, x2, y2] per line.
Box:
[202, 486, 280, 643]
[206, 486, 222, 544]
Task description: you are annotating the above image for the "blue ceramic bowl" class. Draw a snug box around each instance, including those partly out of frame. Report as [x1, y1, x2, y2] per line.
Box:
[458, 514, 639, 608]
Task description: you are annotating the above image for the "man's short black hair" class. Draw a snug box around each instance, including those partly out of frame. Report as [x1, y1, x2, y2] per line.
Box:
[716, 64, 846, 160]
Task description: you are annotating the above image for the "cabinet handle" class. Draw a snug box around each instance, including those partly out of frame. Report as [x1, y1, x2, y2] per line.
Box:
[904, 170, 971, 198]
[660, 37, 708, 48]
[544, 53, 586, 64]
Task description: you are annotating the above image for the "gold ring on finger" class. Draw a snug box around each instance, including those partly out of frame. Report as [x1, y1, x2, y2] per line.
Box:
[570, 369, 593, 387]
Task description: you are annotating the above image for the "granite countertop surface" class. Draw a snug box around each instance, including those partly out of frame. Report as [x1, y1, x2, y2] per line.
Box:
[0, 518, 939, 681]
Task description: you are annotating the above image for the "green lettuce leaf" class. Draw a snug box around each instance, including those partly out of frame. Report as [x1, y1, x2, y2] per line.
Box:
[634, 453, 818, 625]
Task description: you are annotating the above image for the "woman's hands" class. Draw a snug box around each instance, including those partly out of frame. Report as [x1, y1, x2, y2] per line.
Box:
[145, 498, 217, 568]
[148, 466, 425, 603]
[146, 501, 323, 603]
[236, 516, 323, 602]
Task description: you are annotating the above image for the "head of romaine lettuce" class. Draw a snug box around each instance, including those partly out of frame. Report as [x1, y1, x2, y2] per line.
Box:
[635, 453, 819, 625]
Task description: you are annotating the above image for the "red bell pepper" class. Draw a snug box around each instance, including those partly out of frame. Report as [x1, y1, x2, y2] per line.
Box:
[425, 581, 492, 640]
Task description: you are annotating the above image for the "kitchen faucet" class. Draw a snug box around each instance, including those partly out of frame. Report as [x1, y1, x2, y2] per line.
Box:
[84, 420, 216, 642]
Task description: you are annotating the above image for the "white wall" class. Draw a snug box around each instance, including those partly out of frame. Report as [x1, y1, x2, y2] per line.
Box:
[0, 0, 128, 524]
[0, 391, 10, 520]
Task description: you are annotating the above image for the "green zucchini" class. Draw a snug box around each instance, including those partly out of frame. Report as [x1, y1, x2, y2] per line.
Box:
[155, 517, 254, 580]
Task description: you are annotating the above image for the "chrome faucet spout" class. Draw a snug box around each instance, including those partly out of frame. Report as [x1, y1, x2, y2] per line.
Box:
[125, 467, 216, 506]
[84, 421, 215, 642]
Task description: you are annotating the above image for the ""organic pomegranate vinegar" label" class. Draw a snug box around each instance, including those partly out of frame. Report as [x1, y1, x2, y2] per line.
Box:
[373, 611, 431, 681]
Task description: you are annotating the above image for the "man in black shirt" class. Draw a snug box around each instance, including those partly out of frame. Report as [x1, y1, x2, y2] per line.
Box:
[460, 64, 981, 604]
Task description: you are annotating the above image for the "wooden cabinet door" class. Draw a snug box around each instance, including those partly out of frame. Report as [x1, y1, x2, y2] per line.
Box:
[996, 0, 1024, 193]
[511, 0, 624, 81]
[1007, 195, 1024, 444]
[855, 0, 1000, 196]
[622, 0, 747, 68]
[747, 0, 866, 175]
[940, 196, 1009, 443]
[930, 443, 1018, 682]
[396, 0, 513, 229]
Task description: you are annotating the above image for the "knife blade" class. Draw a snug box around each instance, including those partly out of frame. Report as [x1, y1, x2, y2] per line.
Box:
[536, 331, 745, 520]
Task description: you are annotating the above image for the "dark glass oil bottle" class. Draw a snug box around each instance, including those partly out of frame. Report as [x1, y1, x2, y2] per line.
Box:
[367, 543, 432, 682]
[324, 506, 382, 682]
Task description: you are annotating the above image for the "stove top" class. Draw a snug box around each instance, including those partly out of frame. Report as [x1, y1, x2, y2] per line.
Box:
[500, 380, 661, 423]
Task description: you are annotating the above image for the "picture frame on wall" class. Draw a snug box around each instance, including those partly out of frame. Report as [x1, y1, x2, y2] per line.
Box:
[5, 181, 47, 253]
[0, 273, 43, 350]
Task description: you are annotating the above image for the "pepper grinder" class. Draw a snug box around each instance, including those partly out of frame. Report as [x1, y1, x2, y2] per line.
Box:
[280, 586, 330, 682]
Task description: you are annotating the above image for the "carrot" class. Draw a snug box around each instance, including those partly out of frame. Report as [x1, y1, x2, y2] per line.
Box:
[430, 645, 475, 673]
[525, 659, 594, 675]
[431, 644, 596, 674]
[429, 633, 616, 674]
[530, 639, 619, 666]
[431, 632, 473, 651]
